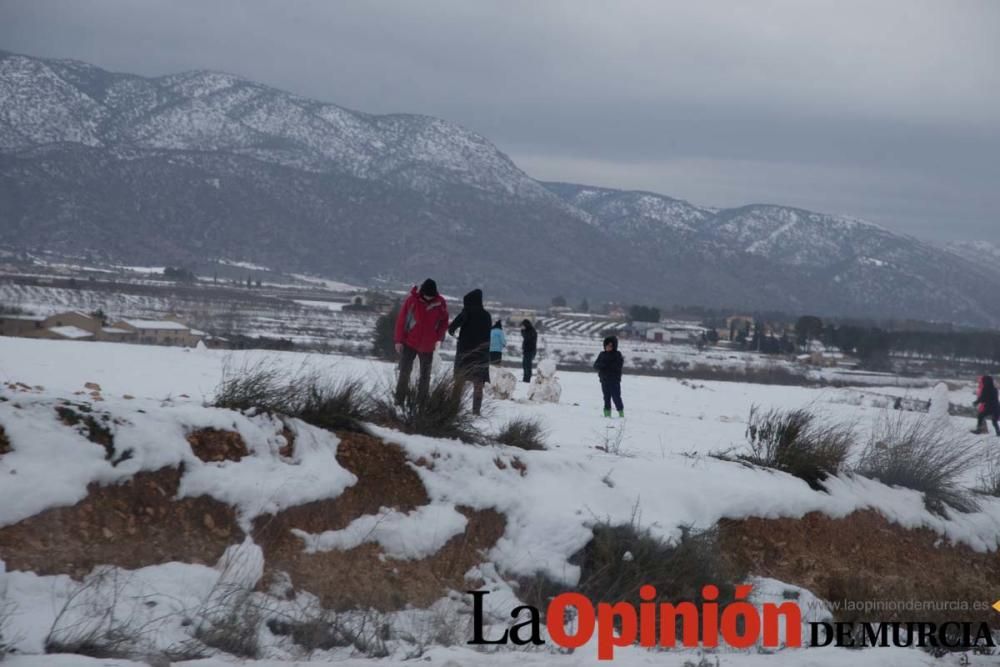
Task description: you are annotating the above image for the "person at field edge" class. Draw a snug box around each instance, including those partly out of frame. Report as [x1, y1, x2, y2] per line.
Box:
[448, 289, 492, 415]
[593, 335, 624, 418]
[520, 319, 537, 382]
[489, 320, 506, 366]
[973, 374, 1000, 436]
[393, 279, 449, 406]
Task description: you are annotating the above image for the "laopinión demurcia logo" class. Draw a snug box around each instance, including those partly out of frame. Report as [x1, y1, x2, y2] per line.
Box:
[468, 586, 1000, 660]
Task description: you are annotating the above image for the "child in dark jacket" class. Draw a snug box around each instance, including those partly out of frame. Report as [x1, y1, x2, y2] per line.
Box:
[593, 335, 624, 418]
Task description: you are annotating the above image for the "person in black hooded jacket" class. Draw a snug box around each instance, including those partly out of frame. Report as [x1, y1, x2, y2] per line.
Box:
[448, 289, 492, 415]
[520, 319, 537, 382]
[593, 335, 624, 418]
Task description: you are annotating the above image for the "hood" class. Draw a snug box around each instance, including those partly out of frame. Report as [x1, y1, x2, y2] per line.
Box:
[410, 285, 442, 305]
[985, 376, 996, 391]
[463, 289, 484, 310]
[492, 320, 502, 329]
[603, 335, 619, 351]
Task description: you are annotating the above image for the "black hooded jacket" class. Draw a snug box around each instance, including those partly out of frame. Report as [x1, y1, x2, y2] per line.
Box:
[448, 289, 492, 373]
[521, 320, 537, 357]
[593, 335, 624, 383]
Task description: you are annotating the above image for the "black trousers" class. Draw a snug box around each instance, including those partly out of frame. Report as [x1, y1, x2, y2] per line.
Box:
[601, 380, 623, 411]
[395, 345, 433, 405]
[976, 412, 1000, 435]
[522, 353, 535, 382]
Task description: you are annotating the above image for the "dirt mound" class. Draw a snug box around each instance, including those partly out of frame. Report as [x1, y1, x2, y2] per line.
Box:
[719, 509, 1000, 626]
[253, 431, 506, 610]
[0, 467, 243, 578]
[187, 428, 249, 462]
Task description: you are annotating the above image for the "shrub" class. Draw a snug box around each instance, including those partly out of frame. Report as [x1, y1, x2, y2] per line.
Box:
[575, 520, 745, 616]
[520, 512, 746, 641]
[212, 358, 297, 414]
[194, 589, 261, 659]
[976, 450, 1000, 497]
[740, 406, 853, 490]
[295, 375, 373, 433]
[856, 412, 980, 515]
[372, 372, 482, 443]
[495, 417, 547, 451]
[372, 302, 401, 360]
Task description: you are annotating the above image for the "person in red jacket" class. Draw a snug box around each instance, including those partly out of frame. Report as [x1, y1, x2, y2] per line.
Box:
[394, 279, 449, 405]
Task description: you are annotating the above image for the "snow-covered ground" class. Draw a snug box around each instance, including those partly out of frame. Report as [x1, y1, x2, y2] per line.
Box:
[1, 337, 998, 665]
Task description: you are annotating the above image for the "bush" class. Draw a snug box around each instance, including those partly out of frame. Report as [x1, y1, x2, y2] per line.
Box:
[495, 417, 547, 451]
[372, 372, 482, 443]
[976, 450, 1000, 497]
[856, 412, 980, 515]
[295, 375, 373, 433]
[372, 302, 401, 360]
[740, 406, 853, 490]
[575, 520, 745, 614]
[519, 512, 746, 642]
[212, 358, 298, 414]
[194, 589, 261, 659]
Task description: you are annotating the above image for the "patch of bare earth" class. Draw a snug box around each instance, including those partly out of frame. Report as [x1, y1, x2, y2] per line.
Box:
[719, 509, 1000, 626]
[253, 431, 507, 610]
[187, 428, 249, 462]
[0, 425, 10, 455]
[0, 467, 243, 578]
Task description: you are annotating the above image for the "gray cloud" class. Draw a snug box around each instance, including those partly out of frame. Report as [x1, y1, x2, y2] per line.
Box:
[1, 0, 997, 240]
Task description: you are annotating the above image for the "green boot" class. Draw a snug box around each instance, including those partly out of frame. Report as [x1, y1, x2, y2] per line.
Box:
[603, 408, 611, 418]
[617, 410, 625, 418]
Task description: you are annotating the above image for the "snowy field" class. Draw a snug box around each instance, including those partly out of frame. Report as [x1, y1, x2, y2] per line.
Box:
[1, 337, 999, 666]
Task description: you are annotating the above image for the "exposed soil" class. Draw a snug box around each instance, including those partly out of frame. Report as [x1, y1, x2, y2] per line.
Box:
[719, 509, 1000, 626]
[0, 467, 243, 578]
[187, 428, 249, 462]
[0, 425, 10, 455]
[253, 431, 506, 610]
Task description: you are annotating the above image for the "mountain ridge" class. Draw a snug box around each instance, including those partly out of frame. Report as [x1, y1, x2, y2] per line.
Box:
[2, 49, 999, 324]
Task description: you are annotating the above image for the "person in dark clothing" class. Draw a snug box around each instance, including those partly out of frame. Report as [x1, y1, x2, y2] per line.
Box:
[520, 319, 537, 382]
[489, 320, 506, 365]
[973, 375, 1000, 436]
[447, 289, 492, 415]
[393, 278, 449, 406]
[593, 335, 624, 418]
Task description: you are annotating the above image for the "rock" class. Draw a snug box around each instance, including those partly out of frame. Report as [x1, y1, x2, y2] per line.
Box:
[84, 382, 102, 391]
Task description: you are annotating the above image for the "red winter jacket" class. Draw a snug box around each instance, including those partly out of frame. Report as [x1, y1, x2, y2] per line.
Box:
[394, 287, 449, 354]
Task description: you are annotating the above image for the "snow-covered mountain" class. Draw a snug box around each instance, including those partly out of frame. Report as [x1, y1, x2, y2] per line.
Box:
[2, 49, 999, 324]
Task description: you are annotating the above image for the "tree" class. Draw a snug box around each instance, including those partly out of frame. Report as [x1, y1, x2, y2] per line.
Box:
[551, 296, 567, 308]
[795, 316, 824, 346]
[372, 301, 402, 359]
[628, 305, 660, 323]
[577, 298, 590, 313]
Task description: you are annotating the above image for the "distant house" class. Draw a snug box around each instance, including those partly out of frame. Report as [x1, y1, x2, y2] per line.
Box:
[0, 311, 102, 341]
[0, 310, 204, 347]
[0, 314, 46, 338]
[113, 319, 204, 347]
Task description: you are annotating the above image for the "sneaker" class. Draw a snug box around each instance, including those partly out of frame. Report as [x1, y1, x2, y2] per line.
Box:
[617, 410, 625, 418]
[603, 408, 611, 418]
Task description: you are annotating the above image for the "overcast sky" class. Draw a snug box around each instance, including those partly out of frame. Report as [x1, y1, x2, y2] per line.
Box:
[2, 0, 998, 241]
